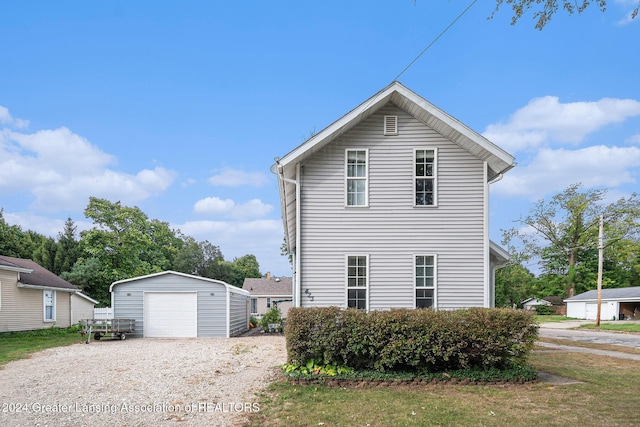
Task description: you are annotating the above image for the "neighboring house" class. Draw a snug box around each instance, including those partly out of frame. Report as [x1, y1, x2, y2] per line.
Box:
[110, 271, 250, 338]
[70, 292, 99, 324]
[242, 272, 293, 317]
[521, 298, 553, 311]
[273, 81, 515, 310]
[565, 287, 640, 321]
[0, 255, 79, 332]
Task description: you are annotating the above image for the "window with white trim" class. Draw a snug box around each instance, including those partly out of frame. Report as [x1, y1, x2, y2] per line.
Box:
[251, 298, 257, 314]
[266, 297, 271, 308]
[415, 255, 435, 308]
[415, 149, 436, 206]
[346, 149, 368, 206]
[43, 290, 56, 321]
[347, 255, 368, 310]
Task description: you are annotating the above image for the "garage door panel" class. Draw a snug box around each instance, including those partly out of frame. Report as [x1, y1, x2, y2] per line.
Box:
[144, 292, 197, 338]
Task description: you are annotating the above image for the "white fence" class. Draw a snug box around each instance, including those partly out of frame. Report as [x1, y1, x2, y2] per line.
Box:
[93, 307, 114, 319]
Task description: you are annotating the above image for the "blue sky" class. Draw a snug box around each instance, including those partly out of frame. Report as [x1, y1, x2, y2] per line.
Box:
[1, 1, 639, 277]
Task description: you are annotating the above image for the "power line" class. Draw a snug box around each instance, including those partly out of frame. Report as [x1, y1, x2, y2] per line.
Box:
[394, 0, 479, 81]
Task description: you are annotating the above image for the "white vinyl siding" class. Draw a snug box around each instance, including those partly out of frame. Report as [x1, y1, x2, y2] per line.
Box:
[415, 255, 436, 308]
[345, 149, 368, 207]
[43, 290, 55, 321]
[299, 105, 486, 309]
[415, 148, 437, 206]
[346, 255, 368, 310]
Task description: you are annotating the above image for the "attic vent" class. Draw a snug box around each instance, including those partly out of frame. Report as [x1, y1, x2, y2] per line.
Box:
[384, 115, 398, 135]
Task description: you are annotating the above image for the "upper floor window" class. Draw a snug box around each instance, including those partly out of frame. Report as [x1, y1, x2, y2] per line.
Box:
[415, 149, 436, 206]
[347, 255, 368, 310]
[346, 149, 368, 206]
[43, 290, 56, 321]
[415, 255, 435, 308]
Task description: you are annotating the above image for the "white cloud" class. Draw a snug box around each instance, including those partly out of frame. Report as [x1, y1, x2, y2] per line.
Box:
[0, 106, 29, 129]
[3, 211, 93, 238]
[627, 134, 640, 144]
[493, 145, 640, 198]
[193, 196, 273, 219]
[0, 125, 177, 212]
[484, 96, 640, 152]
[194, 197, 236, 215]
[207, 167, 271, 187]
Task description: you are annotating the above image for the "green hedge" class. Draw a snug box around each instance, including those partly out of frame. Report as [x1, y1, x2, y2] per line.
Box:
[285, 307, 538, 372]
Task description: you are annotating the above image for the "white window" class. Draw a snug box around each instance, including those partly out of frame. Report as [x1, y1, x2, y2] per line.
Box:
[347, 255, 368, 310]
[251, 298, 257, 314]
[415, 255, 436, 308]
[415, 149, 437, 206]
[266, 297, 271, 309]
[346, 149, 368, 206]
[43, 290, 56, 321]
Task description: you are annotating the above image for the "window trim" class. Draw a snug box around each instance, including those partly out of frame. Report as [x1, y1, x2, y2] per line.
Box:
[250, 297, 258, 314]
[346, 254, 369, 310]
[43, 290, 56, 322]
[414, 148, 438, 207]
[345, 148, 369, 207]
[266, 297, 271, 309]
[414, 254, 437, 309]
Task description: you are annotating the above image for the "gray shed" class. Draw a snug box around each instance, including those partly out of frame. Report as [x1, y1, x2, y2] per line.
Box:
[110, 271, 250, 338]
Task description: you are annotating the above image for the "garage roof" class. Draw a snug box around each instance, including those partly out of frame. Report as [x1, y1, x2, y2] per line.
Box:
[565, 286, 640, 302]
[109, 270, 250, 296]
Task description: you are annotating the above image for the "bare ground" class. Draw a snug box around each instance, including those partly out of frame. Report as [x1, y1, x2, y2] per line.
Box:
[0, 334, 286, 427]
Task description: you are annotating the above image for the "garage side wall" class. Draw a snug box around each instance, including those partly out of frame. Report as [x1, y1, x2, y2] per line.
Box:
[229, 291, 249, 337]
[112, 275, 228, 338]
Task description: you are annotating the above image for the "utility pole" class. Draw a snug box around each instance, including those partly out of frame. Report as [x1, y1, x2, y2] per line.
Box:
[595, 214, 604, 327]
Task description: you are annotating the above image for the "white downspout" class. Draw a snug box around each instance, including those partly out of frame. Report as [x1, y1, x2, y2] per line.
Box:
[483, 162, 491, 308]
[295, 163, 301, 307]
[277, 162, 301, 307]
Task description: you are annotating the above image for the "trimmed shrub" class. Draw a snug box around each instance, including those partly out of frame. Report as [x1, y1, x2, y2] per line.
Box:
[260, 306, 283, 332]
[285, 307, 538, 372]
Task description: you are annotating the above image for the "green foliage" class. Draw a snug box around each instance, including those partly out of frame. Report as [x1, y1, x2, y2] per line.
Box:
[260, 306, 283, 332]
[491, 0, 637, 30]
[282, 360, 354, 377]
[501, 184, 640, 299]
[534, 305, 555, 315]
[286, 307, 538, 373]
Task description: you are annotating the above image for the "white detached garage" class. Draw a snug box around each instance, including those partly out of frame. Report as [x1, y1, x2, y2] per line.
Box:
[110, 271, 250, 338]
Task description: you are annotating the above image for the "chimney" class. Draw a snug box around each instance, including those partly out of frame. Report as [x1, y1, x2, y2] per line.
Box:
[266, 271, 271, 280]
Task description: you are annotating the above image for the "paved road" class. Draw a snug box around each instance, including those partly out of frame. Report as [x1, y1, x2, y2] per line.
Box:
[539, 320, 640, 349]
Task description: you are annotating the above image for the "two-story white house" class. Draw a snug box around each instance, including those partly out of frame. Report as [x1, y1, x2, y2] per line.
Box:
[274, 81, 515, 310]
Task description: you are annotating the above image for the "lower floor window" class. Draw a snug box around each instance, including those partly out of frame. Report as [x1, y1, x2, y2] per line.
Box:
[44, 290, 55, 321]
[347, 255, 367, 310]
[416, 288, 434, 308]
[348, 289, 367, 310]
[415, 255, 435, 309]
[251, 298, 257, 314]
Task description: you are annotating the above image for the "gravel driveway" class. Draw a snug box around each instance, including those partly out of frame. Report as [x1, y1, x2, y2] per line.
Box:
[0, 334, 286, 427]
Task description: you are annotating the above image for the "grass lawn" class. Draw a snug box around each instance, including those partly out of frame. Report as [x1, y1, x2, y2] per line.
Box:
[0, 327, 84, 367]
[534, 315, 577, 323]
[246, 350, 640, 427]
[579, 322, 640, 333]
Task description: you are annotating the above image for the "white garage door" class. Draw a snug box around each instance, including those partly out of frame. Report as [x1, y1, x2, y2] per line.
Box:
[144, 292, 197, 338]
[586, 303, 598, 320]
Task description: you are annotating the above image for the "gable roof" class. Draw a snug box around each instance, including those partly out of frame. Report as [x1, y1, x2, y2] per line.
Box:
[565, 286, 640, 302]
[274, 81, 516, 251]
[242, 276, 292, 296]
[0, 255, 79, 292]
